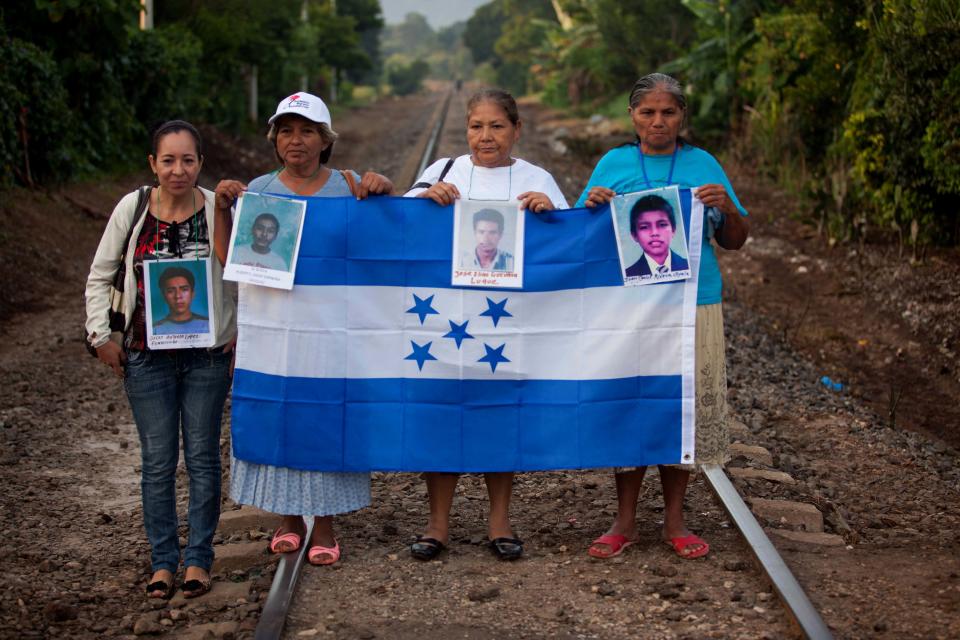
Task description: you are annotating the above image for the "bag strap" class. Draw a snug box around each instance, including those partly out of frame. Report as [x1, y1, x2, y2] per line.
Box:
[438, 157, 455, 182]
[341, 170, 359, 197]
[408, 157, 455, 191]
[122, 186, 151, 259]
[113, 186, 151, 289]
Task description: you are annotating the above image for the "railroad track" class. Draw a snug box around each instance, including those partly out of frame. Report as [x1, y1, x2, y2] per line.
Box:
[253, 89, 833, 640]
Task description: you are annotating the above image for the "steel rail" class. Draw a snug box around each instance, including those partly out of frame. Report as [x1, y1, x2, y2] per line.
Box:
[253, 518, 314, 640]
[702, 464, 833, 640]
[414, 89, 453, 181]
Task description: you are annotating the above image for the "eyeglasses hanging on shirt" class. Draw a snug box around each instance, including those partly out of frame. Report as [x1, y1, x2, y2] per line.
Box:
[466, 162, 513, 201]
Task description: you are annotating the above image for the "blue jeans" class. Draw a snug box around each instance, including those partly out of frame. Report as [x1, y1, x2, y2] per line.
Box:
[124, 347, 232, 573]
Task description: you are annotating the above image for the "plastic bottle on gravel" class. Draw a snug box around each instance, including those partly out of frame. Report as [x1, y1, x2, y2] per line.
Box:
[819, 376, 844, 392]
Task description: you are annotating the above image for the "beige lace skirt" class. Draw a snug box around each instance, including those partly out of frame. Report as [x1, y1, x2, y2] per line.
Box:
[616, 303, 729, 472]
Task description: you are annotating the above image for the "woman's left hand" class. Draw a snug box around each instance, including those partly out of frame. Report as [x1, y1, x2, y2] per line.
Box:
[695, 183, 750, 250]
[518, 191, 555, 213]
[694, 184, 738, 217]
[356, 172, 394, 199]
[214, 179, 247, 210]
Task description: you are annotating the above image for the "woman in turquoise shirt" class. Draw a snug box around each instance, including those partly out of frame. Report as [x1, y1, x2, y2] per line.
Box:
[577, 73, 750, 560]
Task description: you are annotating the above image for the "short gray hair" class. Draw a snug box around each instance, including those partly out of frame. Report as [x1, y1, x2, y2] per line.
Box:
[628, 73, 687, 111]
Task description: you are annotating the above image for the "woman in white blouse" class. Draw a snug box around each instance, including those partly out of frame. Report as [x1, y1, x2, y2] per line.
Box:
[404, 88, 568, 561]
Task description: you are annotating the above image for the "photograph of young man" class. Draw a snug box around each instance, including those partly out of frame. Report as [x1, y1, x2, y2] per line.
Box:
[153, 266, 210, 334]
[462, 208, 514, 272]
[231, 212, 289, 271]
[624, 195, 688, 278]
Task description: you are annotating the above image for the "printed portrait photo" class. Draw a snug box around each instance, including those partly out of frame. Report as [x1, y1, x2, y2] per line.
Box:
[452, 199, 525, 289]
[144, 257, 215, 349]
[224, 191, 307, 289]
[610, 186, 691, 286]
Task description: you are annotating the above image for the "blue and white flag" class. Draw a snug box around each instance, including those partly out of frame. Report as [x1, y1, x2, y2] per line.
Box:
[231, 192, 703, 472]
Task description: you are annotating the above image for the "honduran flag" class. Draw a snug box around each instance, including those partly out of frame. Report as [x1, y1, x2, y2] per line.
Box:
[231, 192, 703, 472]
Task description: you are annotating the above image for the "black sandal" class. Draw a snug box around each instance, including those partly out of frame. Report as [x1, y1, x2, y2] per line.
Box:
[145, 579, 175, 600]
[181, 578, 211, 599]
[489, 537, 524, 561]
[410, 536, 447, 561]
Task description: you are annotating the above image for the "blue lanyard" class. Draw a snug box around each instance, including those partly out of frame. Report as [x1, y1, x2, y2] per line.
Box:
[638, 143, 679, 189]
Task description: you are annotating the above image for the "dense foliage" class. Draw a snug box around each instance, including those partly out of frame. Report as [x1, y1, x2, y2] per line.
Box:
[1, 0, 383, 186]
[473, 0, 960, 249]
[464, 0, 558, 95]
[386, 59, 431, 96]
[380, 12, 473, 95]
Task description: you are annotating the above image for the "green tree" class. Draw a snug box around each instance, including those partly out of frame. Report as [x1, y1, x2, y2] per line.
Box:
[841, 0, 960, 247]
[1, 0, 387, 187]
[592, 0, 695, 80]
[663, 0, 775, 138]
[463, 2, 506, 65]
[386, 58, 430, 95]
[382, 12, 438, 58]
[381, 13, 473, 82]
[340, 0, 386, 85]
[156, 0, 303, 126]
[0, 30, 72, 185]
[5, 0, 147, 171]
[465, 0, 557, 94]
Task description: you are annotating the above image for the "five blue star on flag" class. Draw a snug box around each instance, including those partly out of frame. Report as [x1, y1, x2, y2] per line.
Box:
[406, 294, 439, 324]
[478, 343, 510, 373]
[405, 293, 512, 374]
[404, 340, 437, 371]
[479, 297, 513, 327]
[443, 320, 474, 349]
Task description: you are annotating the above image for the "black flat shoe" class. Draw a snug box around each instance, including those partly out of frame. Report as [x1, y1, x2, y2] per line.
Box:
[489, 537, 523, 561]
[410, 536, 446, 560]
[181, 578, 211, 599]
[145, 579, 175, 600]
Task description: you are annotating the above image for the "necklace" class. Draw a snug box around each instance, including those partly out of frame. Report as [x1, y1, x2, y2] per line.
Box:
[467, 160, 512, 200]
[638, 143, 679, 189]
[154, 186, 199, 260]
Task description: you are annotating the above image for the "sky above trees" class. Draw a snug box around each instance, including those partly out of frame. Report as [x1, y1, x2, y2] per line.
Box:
[379, 0, 488, 27]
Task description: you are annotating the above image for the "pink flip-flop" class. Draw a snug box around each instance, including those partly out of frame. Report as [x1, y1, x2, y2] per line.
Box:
[307, 540, 340, 566]
[269, 527, 303, 554]
[665, 533, 710, 559]
[588, 533, 637, 559]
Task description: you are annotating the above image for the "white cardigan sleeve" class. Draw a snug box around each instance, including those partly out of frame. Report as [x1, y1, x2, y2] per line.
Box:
[83, 191, 139, 349]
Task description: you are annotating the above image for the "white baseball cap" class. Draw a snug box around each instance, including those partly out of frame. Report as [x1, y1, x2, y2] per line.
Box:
[268, 92, 332, 127]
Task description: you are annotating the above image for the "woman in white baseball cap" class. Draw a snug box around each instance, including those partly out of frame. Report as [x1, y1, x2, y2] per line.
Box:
[213, 92, 393, 566]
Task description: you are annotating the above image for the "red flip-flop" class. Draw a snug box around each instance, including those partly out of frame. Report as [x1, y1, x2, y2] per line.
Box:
[665, 533, 710, 559]
[588, 533, 637, 559]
